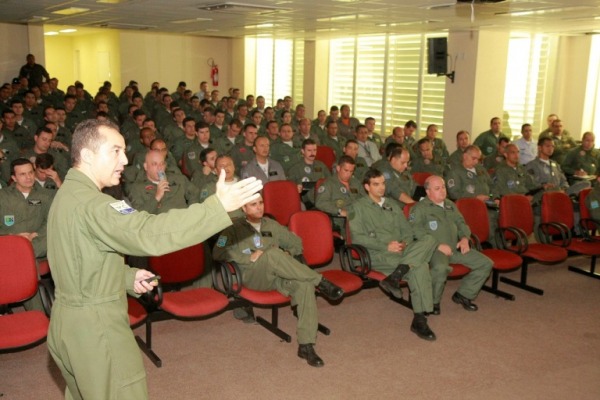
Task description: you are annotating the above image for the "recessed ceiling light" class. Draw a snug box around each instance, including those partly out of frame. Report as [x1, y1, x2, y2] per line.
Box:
[317, 14, 368, 22]
[96, 0, 128, 3]
[52, 7, 90, 16]
[44, 31, 59, 36]
[245, 23, 275, 29]
[170, 18, 213, 24]
[59, 29, 77, 33]
[495, 6, 592, 17]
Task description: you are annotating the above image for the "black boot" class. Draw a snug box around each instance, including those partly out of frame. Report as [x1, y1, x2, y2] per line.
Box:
[452, 291, 478, 311]
[317, 278, 344, 301]
[379, 264, 410, 299]
[410, 313, 436, 341]
[298, 344, 324, 367]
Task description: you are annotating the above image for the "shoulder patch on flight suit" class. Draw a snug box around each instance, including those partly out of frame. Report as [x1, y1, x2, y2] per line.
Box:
[3, 215, 15, 226]
[447, 179, 455, 188]
[429, 221, 438, 231]
[591, 200, 599, 209]
[318, 185, 326, 193]
[109, 200, 136, 215]
[187, 151, 196, 160]
[383, 171, 391, 180]
[216, 235, 228, 247]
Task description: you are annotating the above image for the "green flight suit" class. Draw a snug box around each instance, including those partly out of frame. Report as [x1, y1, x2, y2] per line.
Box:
[0, 184, 54, 258]
[492, 163, 540, 199]
[445, 164, 494, 201]
[347, 196, 437, 313]
[230, 143, 254, 172]
[561, 146, 599, 177]
[270, 141, 302, 174]
[539, 132, 577, 165]
[213, 136, 242, 156]
[47, 169, 232, 400]
[410, 155, 445, 176]
[191, 169, 218, 191]
[585, 185, 600, 221]
[473, 130, 509, 157]
[199, 179, 244, 221]
[381, 166, 415, 204]
[213, 217, 322, 344]
[315, 175, 363, 233]
[409, 198, 493, 303]
[128, 174, 200, 214]
[321, 135, 347, 159]
[447, 149, 465, 169]
[0, 134, 21, 182]
[482, 150, 506, 176]
[183, 142, 211, 176]
[287, 160, 331, 205]
[170, 135, 196, 164]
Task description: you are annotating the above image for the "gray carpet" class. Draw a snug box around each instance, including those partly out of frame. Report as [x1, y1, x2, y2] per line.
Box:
[2, 255, 600, 399]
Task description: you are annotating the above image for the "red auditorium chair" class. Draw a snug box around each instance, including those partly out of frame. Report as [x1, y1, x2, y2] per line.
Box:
[496, 194, 568, 295]
[456, 198, 523, 300]
[0, 236, 50, 353]
[262, 180, 302, 226]
[540, 191, 600, 280]
[136, 243, 230, 367]
[316, 145, 337, 170]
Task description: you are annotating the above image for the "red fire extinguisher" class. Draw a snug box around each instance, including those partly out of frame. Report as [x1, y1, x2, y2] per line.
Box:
[209, 58, 219, 87]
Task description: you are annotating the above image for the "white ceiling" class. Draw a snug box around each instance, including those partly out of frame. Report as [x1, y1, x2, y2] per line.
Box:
[1, 0, 600, 39]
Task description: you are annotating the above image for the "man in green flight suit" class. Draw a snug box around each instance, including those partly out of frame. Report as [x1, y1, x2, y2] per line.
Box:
[348, 169, 438, 341]
[561, 131, 599, 183]
[47, 119, 262, 400]
[409, 175, 493, 315]
[380, 147, 416, 207]
[212, 194, 344, 367]
[473, 117, 510, 157]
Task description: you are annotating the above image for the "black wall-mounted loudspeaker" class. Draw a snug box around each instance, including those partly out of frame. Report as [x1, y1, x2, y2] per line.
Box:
[427, 37, 447, 75]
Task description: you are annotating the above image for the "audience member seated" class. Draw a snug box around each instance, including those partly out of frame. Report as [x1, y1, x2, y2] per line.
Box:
[473, 117, 509, 157]
[561, 131, 599, 183]
[492, 144, 541, 202]
[34, 153, 62, 190]
[240, 136, 286, 185]
[355, 124, 381, 167]
[514, 123, 537, 165]
[411, 138, 444, 176]
[380, 147, 416, 206]
[539, 118, 576, 165]
[287, 139, 331, 207]
[270, 123, 301, 174]
[482, 136, 509, 175]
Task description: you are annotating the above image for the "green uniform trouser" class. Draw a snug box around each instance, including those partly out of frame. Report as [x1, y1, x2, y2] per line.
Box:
[370, 235, 437, 313]
[429, 249, 493, 303]
[240, 247, 322, 345]
[48, 294, 148, 400]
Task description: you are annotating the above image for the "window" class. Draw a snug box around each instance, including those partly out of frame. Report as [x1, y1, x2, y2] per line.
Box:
[253, 38, 304, 107]
[503, 34, 552, 136]
[328, 33, 447, 137]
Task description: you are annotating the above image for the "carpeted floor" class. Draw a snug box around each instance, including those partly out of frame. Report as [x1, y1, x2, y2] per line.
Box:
[2, 255, 600, 399]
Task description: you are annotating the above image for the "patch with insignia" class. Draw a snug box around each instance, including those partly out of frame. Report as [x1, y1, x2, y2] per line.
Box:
[467, 171, 474, 178]
[429, 220, 438, 231]
[242, 248, 252, 254]
[109, 200, 136, 215]
[27, 199, 42, 206]
[216, 235, 228, 247]
[591, 200, 599, 209]
[466, 184, 475, 194]
[408, 213, 415, 222]
[340, 187, 347, 194]
[318, 185, 326, 193]
[284, 156, 290, 162]
[188, 152, 196, 160]
[304, 166, 312, 173]
[383, 172, 391, 180]
[302, 177, 310, 182]
[3, 215, 15, 226]
[447, 179, 455, 188]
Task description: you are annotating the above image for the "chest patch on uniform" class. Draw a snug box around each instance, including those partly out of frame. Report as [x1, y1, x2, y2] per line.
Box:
[447, 179, 455, 188]
[340, 187, 347, 194]
[466, 184, 475, 194]
[3, 215, 15, 226]
[262, 231, 273, 237]
[318, 185, 326, 193]
[109, 200, 136, 215]
[429, 221, 438, 231]
[28, 199, 42, 206]
[304, 166, 312, 173]
[216, 235, 227, 247]
[242, 248, 252, 254]
[187, 152, 196, 160]
[591, 200, 599, 209]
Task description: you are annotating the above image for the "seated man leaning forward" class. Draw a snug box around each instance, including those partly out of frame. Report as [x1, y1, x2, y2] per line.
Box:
[348, 168, 438, 341]
[409, 175, 493, 315]
[212, 194, 344, 368]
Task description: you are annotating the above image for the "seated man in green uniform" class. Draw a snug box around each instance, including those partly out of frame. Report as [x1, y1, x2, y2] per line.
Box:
[0, 158, 54, 259]
[321, 120, 347, 159]
[270, 123, 302, 174]
[447, 130, 471, 169]
[423, 124, 449, 162]
[315, 155, 363, 234]
[539, 118, 576, 166]
[34, 153, 62, 190]
[199, 155, 245, 221]
[348, 169, 438, 341]
[409, 175, 493, 315]
[213, 194, 344, 367]
[473, 117, 509, 157]
[411, 138, 445, 176]
[128, 150, 199, 214]
[492, 144, 541, 202]
[482, 136, 510, 176]
[183, 121, 213, 177]
[191, 147, 218, 190]
[287, 138, 331, 207]
[381, 147, 416, 206]
[561, 131, 599, 183]
[47, 119, 262, 400]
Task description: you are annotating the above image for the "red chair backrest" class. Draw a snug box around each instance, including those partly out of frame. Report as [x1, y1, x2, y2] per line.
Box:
[412, 172, 432, 186]
[149, 243, 205, 285]
[498, 194, 534, 236]
[316, 146, 337, 170]
[579, 188, 593, 221]
[263, 180, 302, 226]
[288, 211, 334, 267]
[456, 198, 489, 242]
[541, 191, 574, 229]
[0, 236, 38, 304]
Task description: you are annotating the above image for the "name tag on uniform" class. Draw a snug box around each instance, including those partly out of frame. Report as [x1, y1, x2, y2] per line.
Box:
[382, 205, 392, 211]
[110, 200, 136, 215]
[269, 171, 278, 177]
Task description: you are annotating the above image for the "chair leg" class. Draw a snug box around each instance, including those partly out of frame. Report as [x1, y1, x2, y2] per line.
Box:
[135, 316, 162, 368]
[255, 307, 292, 343]
[318, 323, 331, 335]
[500, 261, 544, 296]
[481, 270, 516, 301]
[568, 256, 600, 280]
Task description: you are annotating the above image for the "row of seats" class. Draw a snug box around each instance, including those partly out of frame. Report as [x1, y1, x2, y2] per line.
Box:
[2, 187, 599, 367]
